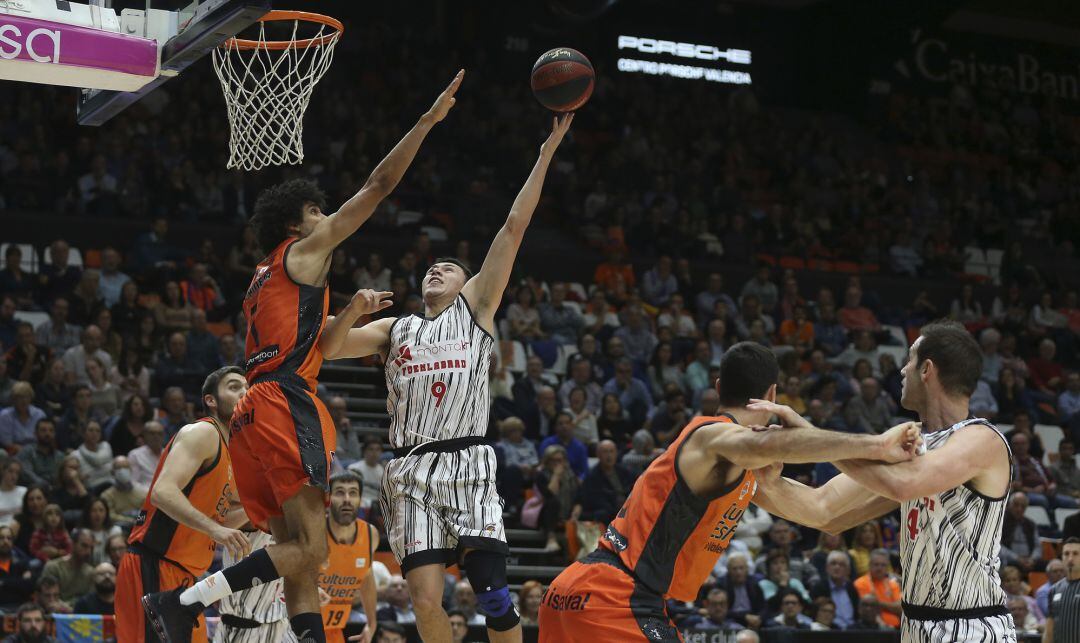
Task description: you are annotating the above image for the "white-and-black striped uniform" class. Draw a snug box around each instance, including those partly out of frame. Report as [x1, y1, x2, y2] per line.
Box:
[899, 417, 1017, 643]
[1047, 577, 1080, 643]
[212, 531, 295, 643]
[380, 294, 505, 568]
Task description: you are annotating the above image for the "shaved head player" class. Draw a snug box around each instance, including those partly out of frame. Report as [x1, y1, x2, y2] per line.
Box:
[537, 342, 921, 641]
[317, 114, 574, 643]
[143, 71, 464, 643]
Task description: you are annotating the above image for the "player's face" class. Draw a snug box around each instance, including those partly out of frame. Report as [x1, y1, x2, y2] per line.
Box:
[219, 373, 249, 420]
[296, 202, 326, 239]
[422, 263, 466, 301]
[1063, 544, 1080, 578]
[899, 337, 926, 411]
[330, 481, 361, 525]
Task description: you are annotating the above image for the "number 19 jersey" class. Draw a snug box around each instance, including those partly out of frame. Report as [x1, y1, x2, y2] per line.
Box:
[385, 294, 493, 449]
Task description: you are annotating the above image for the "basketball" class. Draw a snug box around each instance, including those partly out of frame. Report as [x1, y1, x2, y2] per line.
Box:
[530, 47, 595, 112]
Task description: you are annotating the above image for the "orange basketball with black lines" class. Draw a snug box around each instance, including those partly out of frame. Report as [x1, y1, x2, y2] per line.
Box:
[531, 47, 594, 112]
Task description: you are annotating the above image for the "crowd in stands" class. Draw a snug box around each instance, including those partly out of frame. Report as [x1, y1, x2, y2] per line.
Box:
[1, 17, 1080, 642]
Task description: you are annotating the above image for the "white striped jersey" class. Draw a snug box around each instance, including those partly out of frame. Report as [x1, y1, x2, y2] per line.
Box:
[385, 294, 493, 449]
[900, 418, 1012, 612]
[217, 530, 287, 623]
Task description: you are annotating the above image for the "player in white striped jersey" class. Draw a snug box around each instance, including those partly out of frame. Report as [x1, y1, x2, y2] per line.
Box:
[213, 530, 294, 643]
[319, 114, 574, 643]
[752, 321, 1017, 642]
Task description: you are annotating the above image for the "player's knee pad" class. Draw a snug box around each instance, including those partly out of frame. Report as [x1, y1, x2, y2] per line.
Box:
[463, 550, 519, 631]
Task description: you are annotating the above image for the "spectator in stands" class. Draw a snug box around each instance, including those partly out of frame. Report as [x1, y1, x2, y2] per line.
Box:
[741, 264, 779, 314]
[979, 328, 1003, 385]
[969, 379, 999, 421]
[52, 456, 88, 516]
[517, 580, 544, 627]
[80, 497, 120, 564]
[734, 295, 775, 341]
[657, 293, 696, 340]
[593, 245, 635, 293]
[110, 344, 150, 404]
[648, 389, 689, 446]
[807, 531, 847, 578]
[684, 340, 712, 395]
[4, 602, 54, 643]
[495, 416, 537, 478]
[1007, 595, 1041, 637]
[576, 440, 633, 524]
[558, 357, 602, 414]
[642, 256, 679, 308]
[506, 285, 543, 342]
[34, 298, 80, 355]
[810, 551, 859, 630]
[34, 577, 71, 615]
[759, 549, 811, 617]
[154, 281, 194, 335]
[218, 333, 242, 368]
[594, 393, 632, 448]
[1035, 558, 1066, 616]
[97, 248, 129, 309]
[6, 324, 47, 388]
[813, 303, 847, 357]
[1028, 338, 1065, 402]
[451, 580, 485, 626]
[512, 356, 548, 438]
[853, 549, 900, 629]
[61, 325, 113, 388]
[0, 458, 25, 528]
[534, 444, 579, 551]
[706, 319, 728, 366]
[684, 587, 740, 631]
[131, 217, 178, 273]
[1059, 373, 1080, 427]
[84, 357, 119, 419]
[0, 298, 16, 353]
[844, 378, 892, 435]
[835, 331, 881, 376]
[1051, 439, 1080, 501]
[722, 552, 765, 629]
[0, 248, 34, 310]
[539, 282, 584, 346]
[1000, 492, 1041, 574]
[66, 270, 100, 328]
[614, 306, 658, 365]
[100, 456, 145, 528]
[566, 387, 598, 448]
[447, 609, 469, 643]
[538, 412, 588, 479]
[41, 529, 94, 602]
[766, 589, 812, 630]
[696, 273, 737, 329]
[185, 309, 220, 371]
[109, 282, 141, 338]
[758, 520, 817, 587]
[854, 594, 890, 630]
[72, 422, 112, 493]
[105, 394, 151, 457]
[73, 561, 115, 615]
[1001, 564, 1044, 625]
[646, 342, 686, 400]
[1012, 432, 1077, 509]
[180, 263, 225, 317]
[0, 382, 45, 452]
[346, 438, 385, 510]
[603, 358, 653, 429]
[996, 367, 1036, 424]
[838, 286, 881, 333]
[105, 534, 125, 569]
[950, 284, 985, 326]
[889, 231, 922, 277]
[128, 420, 164, 487]
[778, 304, 814, 356]
[154, 333, 205, 396]
[16, 419, 61, 490]
[620, 429, 662, 477]
[0, 525, 31, 611]
[776, 375, 806, 416]
[11, 487, 45, 556]
[582, 289, 619, 338]
[326, 396, 359, 463]
[29, 504, 70, 562]
[353, 252, 391, 292]
[847, 522, 882, 578]
[375, 575, 416, 624]
[94, 309, 122, 364]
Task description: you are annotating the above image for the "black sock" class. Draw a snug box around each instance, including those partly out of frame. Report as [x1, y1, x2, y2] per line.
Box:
[290, 613, 325, 642]
[221, 548, 280, 593]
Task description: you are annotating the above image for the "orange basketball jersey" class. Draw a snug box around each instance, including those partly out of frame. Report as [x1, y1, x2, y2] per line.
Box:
[319, 519, 375, 631]
[243, 238, 329, 388]
[128, 418, 233, 576]
[600, 414, 757, 602]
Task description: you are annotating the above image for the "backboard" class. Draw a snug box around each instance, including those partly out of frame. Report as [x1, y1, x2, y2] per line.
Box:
[0, 0, 270, 125]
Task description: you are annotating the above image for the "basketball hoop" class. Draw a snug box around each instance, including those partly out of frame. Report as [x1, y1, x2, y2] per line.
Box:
[212, 10, 343, 171]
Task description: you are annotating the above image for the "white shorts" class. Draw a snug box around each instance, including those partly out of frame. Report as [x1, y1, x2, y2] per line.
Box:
[381, 443, 507, 571]
[212, 619, 295, 643]
[901, 613, 1017, 643]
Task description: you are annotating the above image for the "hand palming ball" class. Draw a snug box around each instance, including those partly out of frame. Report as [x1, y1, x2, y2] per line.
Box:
[531, 47, 595, 112]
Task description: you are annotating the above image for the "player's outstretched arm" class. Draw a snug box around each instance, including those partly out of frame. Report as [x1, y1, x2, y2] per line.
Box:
[461, 114, 573, 327]
[320, 289, 394, 360]
[149, 422, 251, 559]
[704, 419, 921, 472]
[752, 464, 898, 535]
[835, 423, 1010, 502]
[295, 70, 464, 258]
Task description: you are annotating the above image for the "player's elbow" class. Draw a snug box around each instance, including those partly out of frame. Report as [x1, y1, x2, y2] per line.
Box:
[363, 170, 394, 199]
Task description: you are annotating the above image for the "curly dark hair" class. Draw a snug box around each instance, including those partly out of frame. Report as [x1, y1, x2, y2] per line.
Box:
[251, 178, 327, 251]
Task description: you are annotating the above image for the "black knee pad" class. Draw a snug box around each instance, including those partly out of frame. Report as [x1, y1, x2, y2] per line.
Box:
[462, 549, 519, 631]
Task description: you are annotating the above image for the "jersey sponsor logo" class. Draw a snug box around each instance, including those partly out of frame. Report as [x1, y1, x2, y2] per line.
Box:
[604, 524, 628, 551]
[541, 588, 591, 611]
[245, 265, 272, 299]
[231, 408, 255, 435]
[396, 340, 472, 378]
[245, 345, 279, 370]
[706, 502, 745, 552]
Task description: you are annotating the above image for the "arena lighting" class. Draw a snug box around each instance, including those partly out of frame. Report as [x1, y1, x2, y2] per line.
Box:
[616, 34, 752, 85]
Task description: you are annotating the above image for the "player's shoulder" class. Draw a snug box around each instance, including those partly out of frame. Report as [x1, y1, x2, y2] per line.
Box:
[171, 420, 223, 455]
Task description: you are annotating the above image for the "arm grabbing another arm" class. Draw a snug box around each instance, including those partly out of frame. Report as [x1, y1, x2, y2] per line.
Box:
[752, 464, 898, 534]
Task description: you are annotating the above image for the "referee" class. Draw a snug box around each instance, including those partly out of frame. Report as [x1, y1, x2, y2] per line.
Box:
[1044, 537, 1080, 643]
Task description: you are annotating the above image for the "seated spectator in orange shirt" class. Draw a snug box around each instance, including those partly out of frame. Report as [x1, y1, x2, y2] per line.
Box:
[838, 286, 881, 333]
[179, 263, 224, 317]
[853, 549, 901, 628]
[778, 305, 814, 354]
[593, 246, 636, 293]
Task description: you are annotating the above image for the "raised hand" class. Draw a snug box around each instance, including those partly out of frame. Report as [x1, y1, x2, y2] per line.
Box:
[347, 289, 393, 316]
[751, 461, 784, 484]
[542, 112, 574, 154]
[878, 421, 923, 463]
[426, 70, 464, 123]
[746, 399, 813, 428]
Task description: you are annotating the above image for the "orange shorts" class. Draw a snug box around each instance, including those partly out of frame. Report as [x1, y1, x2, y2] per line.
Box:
[115, 550, 208, 643]
[537, 549, 682, 643]
[325, 628, 345, 643]
[230, 378, 336, 531]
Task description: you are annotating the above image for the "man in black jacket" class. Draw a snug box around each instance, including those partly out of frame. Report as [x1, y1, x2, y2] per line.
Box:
[0, 525, 33, 611]
[73, 562, 115, 615]
[576, 440, 635, 524]
[723, 553, 766, 629]
[809, 550, 859, 630]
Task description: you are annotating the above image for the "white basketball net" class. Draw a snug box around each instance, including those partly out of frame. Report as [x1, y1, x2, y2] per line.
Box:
[212, 18, 341, 171]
